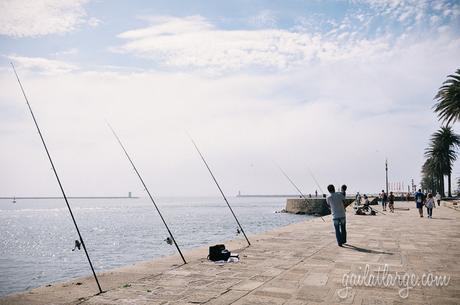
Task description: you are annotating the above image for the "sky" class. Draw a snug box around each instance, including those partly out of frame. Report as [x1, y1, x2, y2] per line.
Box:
[1, 0, 460, 197]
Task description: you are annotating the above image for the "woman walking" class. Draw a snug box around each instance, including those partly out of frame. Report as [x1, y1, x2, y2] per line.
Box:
[425, 193, 435, 219]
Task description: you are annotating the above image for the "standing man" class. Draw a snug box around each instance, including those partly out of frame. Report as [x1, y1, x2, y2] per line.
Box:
[380, 190, 388, 211]
[355, 192, 361, 210]
[414, 189, 425, 217]
[435, 192, 442, 207]
[326, 184, 347, 247]
[388, 191, 395, 213]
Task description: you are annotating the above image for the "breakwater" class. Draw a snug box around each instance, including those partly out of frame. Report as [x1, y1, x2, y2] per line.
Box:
[285, 198, 355, 215]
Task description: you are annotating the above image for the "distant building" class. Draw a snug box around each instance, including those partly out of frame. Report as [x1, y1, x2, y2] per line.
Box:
[128, 192, 132, 198]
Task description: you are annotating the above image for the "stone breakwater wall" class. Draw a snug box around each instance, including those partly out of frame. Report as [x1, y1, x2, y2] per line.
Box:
[285, 198, 355, 215]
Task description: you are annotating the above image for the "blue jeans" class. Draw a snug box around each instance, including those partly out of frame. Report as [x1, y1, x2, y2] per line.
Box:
[333, 217, 347, 245]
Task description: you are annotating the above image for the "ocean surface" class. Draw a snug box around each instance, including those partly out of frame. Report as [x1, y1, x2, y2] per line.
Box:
[0, 196, 310, 297]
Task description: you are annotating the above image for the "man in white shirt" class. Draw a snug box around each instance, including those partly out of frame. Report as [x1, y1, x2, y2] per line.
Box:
[326, 184, 347, 247]
[435, 192, 442, 207]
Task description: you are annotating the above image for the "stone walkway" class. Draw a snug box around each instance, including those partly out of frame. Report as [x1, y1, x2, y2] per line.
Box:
[2, 201, 459, 304]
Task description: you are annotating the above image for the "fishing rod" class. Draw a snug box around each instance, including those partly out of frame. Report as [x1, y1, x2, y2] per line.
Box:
[107, 123, 186, 264]
[277, 165, 325, 222]
[11, 62, 103, 294]
[187, 134, 251, 246]
[307, 167, 325, 195]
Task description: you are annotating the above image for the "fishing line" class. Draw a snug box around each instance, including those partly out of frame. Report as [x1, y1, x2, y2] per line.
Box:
[276, 164, 326, 222]
[307, 167, 325, 195]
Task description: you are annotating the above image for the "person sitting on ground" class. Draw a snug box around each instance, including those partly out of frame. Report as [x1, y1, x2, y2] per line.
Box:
[425, 193, 435, 218]
[414, 189, 424, 217]
[363, 194, 369, 205]
[388, 191, 395, 213]
[326, 184, 347, 247]
[435, 192, 442, 207]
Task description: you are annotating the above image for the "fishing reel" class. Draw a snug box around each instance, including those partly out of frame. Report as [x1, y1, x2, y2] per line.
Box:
[72, 239, 81, 251]
[164, 237, 173, 245]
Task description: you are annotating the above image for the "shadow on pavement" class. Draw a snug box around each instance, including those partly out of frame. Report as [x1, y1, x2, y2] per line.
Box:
[342, 244, 393, 255]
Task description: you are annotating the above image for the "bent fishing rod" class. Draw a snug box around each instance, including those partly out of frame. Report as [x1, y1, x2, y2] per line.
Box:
[187, 134, 251, 246]
[277, 165, 325, 222]
[11, 62, 103, 294]
[107, 123, 186, 264]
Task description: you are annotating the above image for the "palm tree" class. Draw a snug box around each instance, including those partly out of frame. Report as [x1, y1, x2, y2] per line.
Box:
[424, 126, 460, 197]
[433, 69, 460, 125]
[421, 158, 438, 193]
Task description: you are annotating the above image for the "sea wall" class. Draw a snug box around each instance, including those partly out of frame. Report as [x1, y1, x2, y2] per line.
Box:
[285, 198, 355, 215]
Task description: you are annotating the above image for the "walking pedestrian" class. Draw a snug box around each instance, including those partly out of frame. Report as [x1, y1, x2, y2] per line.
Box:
[435, 192, 441, 207]
[388, 191, 395, 213]
[414, 189, 424, 217]
[380, 190, 388, 211]
[425, 193, 435, 218]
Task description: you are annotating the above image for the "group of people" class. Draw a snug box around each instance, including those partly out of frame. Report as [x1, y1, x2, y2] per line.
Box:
[325, 185, 443, 247]
[414, 189, 442, 218]
[378, 190, 395, 213]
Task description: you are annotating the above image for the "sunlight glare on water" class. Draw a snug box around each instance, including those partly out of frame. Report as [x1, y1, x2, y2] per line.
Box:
[0, 196, 310, 296]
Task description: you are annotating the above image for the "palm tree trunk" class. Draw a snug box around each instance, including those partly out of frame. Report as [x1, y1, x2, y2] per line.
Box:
[440, 175, 446, 197]
[448, 172, 452, 197]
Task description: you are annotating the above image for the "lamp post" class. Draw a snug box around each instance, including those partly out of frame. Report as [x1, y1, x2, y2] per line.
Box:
[385, 159, 389, 194]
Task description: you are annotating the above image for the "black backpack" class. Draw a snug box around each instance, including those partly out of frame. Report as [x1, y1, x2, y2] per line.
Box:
[208, 244, 231, 261]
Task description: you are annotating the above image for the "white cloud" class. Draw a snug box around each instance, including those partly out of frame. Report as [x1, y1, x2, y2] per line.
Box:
[0, 0, 97, 37]
[112, 16, 394, 73]
[249, 10, 278, 28]
[2, 30, 459, 196]
[8, 55, 78, 74]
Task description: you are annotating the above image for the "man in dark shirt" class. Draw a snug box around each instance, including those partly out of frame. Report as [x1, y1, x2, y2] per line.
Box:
[414, 189, 424, 217]
[380, 190, 388, 211]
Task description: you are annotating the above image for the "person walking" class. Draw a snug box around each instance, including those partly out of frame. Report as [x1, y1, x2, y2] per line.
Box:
[326, 184, 347, 247]
[414, 189, 425, 217]
[425, 193, 435, 218]
[380, 190, 388, 211]
[435, 192, 442, 207]
[388, 191, 395, 213]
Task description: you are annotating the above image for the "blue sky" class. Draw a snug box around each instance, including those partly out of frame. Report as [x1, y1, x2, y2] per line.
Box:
[1, 0, 460, 196]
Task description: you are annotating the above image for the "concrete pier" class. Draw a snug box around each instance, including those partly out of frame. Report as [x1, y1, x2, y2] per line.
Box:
[1, 200, 459, 304]
[285, 198, 355, 215]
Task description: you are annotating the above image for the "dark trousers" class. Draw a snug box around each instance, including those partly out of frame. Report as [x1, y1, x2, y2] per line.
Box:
[333, 217, 347, 245]
[427, 207, 433, 217]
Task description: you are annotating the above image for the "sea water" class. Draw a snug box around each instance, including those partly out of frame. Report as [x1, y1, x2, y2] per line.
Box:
[0, 196, 309, 296]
